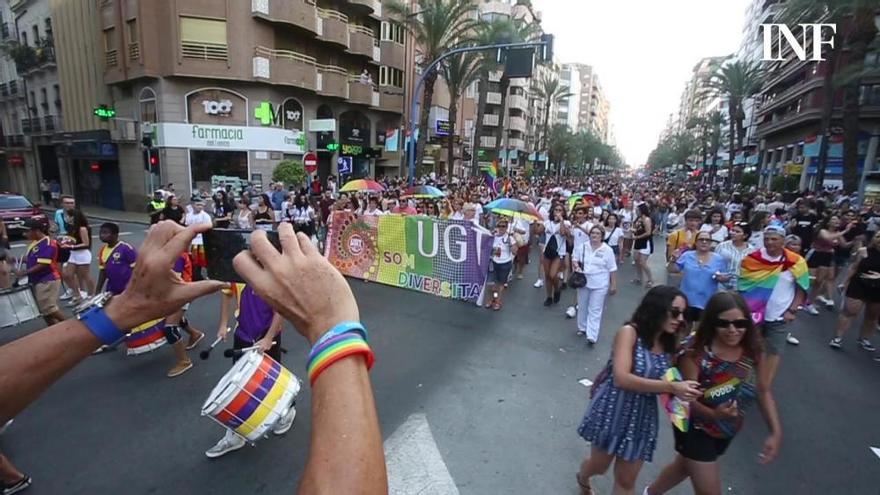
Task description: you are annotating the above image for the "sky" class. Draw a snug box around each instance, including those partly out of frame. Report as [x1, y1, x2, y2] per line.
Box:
[532, 0, 752, 166]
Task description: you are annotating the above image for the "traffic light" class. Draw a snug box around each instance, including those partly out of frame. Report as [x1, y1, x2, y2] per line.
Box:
[143, 148, 159, 172]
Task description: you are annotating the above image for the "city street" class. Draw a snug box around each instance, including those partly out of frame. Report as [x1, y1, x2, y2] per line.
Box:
[2, 221, 879, 494]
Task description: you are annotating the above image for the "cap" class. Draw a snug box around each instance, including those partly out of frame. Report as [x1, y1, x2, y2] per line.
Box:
[763, 225, 786, 237]
[23, 218, 46, 231]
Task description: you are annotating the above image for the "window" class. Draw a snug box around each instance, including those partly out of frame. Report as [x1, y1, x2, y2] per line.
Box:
[104, 27, 117, 50]
[380, 21, 404, 44]
[127, 19, 138, 44]
[53, 84, 61, 106]
[379, 66, 404, 89]
[40, 88, 48, 108]
[20, 31, 27, 46]
[31, 25, 39, 43]
[179, 16, 228, 60]
[465, 81, 476, 98]
[139, 87, 158, 123]
[44, 18, 52, 37]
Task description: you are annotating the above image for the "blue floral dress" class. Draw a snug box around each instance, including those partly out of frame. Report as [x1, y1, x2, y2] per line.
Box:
[577, 338, 671, 462]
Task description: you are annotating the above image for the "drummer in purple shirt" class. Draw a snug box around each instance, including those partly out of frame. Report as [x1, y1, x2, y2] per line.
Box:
[96, 223, 137, 296]
[206, 282, 290, 458]
[17, 219, 67, 325]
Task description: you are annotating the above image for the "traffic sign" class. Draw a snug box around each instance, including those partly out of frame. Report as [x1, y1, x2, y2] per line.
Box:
[337, 156, 353, 175]
[304, 152, 318, 173]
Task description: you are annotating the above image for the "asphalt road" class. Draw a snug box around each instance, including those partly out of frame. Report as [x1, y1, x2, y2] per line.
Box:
[2, 223, 879, 494]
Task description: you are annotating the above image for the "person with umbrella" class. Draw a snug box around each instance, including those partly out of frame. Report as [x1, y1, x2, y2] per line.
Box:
[486, 218, 522, 311]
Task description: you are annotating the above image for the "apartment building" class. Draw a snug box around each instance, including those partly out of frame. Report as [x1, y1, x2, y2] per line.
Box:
[555, 62, 611, 143]
[43, 0, 406, 211]
[0, 0, 62, 200]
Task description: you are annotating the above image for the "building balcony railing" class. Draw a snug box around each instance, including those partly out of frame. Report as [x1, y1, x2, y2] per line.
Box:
[379, 40, 405, 70]
[128, 42, 140, 61]
[43, 115, 59, 132]
[5, 135, 26, 147]
[487, 91, 502, 105]
[105, 49, 118, 67]
[508, 137, 525, 150]
[508, 94, 528, 111]
[758, 77, 823, 115]
[252, 0, 319, 35]
[348, 0, 377, 14]
[317, 7, 350, 48]
[480, 136, 496, 148]
[253, 46, 317, 91]
[378, 89, 403, 112]
[756, 107, 823, 136]
[21, 117, 42, 134]
[317, 64, 349, 99]
[509, 115, 527, 133]
[181, 41, 228, 61]
[348, 76, 378, 106]
[483, 114, 499, 126]
[348, 25, 376, 60]
[488, 70, 502, 82]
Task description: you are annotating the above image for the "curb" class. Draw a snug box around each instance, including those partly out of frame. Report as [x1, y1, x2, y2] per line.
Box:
[41, 207, 151, 227]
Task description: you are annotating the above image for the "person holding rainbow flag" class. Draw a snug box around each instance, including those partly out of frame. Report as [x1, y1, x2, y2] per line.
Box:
[737, 225, 810, 387]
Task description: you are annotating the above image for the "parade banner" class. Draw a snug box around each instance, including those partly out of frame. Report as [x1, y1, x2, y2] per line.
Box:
[325, 212, 493, 301]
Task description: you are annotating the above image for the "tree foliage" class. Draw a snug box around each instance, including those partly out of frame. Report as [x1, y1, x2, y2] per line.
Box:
[272, 160, 306, 187]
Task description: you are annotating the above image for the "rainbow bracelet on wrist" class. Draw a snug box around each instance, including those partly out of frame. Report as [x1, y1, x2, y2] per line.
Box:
[307, 331, 375, 386]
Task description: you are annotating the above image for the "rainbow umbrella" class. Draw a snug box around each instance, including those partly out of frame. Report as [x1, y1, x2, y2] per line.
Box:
[401, 185, 445, 199]
[484, 198, 543, 222]
[567, 192, 600, 210]
[339, 179, 386, 193]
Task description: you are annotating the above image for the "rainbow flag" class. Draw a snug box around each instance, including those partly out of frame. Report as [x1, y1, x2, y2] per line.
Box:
[481, 160, 500, 194]
[738, 249, 810, 324]
[660, 367, 690, 432]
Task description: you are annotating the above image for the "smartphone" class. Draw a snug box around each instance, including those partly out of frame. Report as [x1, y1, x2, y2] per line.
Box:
[203, 229, 281, 283]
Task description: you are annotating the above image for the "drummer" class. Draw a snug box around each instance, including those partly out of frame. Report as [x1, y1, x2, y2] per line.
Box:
[163, 252, 205, 378]
[206, 282, 290, 458]
[16, 219, 67, 325]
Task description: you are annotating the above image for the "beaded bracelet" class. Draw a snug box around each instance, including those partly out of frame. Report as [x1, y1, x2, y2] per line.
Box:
[307, 331, 375, 386]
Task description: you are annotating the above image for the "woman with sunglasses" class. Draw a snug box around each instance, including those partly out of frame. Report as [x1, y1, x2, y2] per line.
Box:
[632, 203, 655, 288]
[537, 203, 571, 306]
[667, 232, 730, 325]
[645, 292, 782, 495]
[713, 222, 756, 291]
[572, 225, 618, 344]
[576, 286, 700, 495]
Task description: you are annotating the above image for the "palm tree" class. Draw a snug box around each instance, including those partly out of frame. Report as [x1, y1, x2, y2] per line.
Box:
[705, 60, 763, 188]
[533, 73, 573, 157]
[706, 111, 725, 185]
[491, 18, 540, 158]
[386, 0, 478, 177]
[440, 52, 481, 182]
[780, 0, 878, 192]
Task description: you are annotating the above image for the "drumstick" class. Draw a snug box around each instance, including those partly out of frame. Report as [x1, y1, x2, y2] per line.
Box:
[223, 341, 276, 359]
[199, 336, 224, 360]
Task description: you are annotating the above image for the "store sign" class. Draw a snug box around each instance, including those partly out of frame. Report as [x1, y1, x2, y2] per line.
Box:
[341, 143, 363, 156]
[8, 155, 23, 166]
[435, 119, 450, 136]
[202, 99, 233, 115]
[309, 119, 336, 132]
[154, 123, 305, 154]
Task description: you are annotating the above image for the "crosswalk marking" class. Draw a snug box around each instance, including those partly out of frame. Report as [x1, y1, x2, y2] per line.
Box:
[872, 447, 880, 460]
[384, 413, 458, 495]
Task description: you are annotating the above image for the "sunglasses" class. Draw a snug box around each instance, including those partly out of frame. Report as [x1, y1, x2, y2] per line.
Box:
[668, 308, 685, 319]
[715, 318, 750, 330]
[697, 238, 712, 242]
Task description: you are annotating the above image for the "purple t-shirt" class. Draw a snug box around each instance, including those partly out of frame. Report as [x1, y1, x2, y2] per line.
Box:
[224, 283, 274, 343]
[99, 242, 137, 295]
[26, 237, 60, 284]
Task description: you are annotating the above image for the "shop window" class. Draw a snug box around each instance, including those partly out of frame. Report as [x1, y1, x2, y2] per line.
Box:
[180, 16, 228, 61]
[190, 150, 248, 195]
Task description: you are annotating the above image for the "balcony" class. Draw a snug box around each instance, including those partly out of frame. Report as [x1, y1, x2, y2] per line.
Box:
[509, 115, 527, 133]
[251, 0, 319, 35]
[317, 8, 349, 48]
[253, 46, 317, 91]
[349, 25, 377, 60]
[317, 64, 348, 99]
[0, 22, 9, 40]
[181, 41, 228, 61]
[759, 77, 824, 115]
[480, 136, 496, 148]
[508, 137, 526, 150]
[378, 90, 403, 112]
[21, 117, 42, 134]
[348, 0, 376, 13]
[488, 70, 502, 82]
[508, 94, 527, 111]
[6, 135, 26, 147]
[487, 91, 502, 105]
[756, 106, 823, 136]
[380, 40, 405, 69]
[128, 42, 140, 61]
[43, 115, 60, 132]
[349, 77, 378, 106]
[483, 114, 499, 126]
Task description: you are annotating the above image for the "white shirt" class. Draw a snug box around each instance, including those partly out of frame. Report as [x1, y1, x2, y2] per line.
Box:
[450, 211, 465, 221]
[287, 205, 314, 224]
[604, 226, 623, 247]
[491, 234, 517, 263]
[513, 217, 531, 244]
[362, 207, 386, 217]
[543, 220, 571, 258]
[700, 223, 729, 244]
[572, 242, 618, 289]
[571, 221, 593, 254]
[725, 202, 743, 220]
[763, 248, 797, 322]
[185, 211, 213, 245]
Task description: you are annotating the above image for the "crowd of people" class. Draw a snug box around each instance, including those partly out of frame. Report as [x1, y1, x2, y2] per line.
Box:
[1, 168, 880, 494]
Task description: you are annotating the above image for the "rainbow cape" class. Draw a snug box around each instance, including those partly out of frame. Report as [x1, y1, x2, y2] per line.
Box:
[738, 248, 810, 324]
[481, 160, 500, 194]
[660, 367, 690, 432]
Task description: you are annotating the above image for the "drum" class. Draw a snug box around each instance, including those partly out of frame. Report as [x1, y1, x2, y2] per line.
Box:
[125, 318, 167, 355]
[0, 285, 41, 328]
[201, 350, 301, 442]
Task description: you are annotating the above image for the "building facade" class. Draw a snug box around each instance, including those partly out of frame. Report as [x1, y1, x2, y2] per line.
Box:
[555, 62, 611, 143]
[40, 0, 406, 211]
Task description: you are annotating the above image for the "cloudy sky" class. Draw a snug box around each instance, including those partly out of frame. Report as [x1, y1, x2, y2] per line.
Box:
[533, 0, 752, 166]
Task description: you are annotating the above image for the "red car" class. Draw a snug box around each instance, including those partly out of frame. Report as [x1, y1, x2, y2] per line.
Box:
[0, 194, 48, 237]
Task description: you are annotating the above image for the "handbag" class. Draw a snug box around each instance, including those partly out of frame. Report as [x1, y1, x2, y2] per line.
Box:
[567, 246, 588, 289]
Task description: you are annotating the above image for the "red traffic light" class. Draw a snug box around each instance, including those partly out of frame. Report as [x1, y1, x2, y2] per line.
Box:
[149, 155, 158, 166]
[89, 162, 101, 172]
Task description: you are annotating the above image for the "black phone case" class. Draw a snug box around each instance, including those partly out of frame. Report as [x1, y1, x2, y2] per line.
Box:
[203, 229, 281, 283]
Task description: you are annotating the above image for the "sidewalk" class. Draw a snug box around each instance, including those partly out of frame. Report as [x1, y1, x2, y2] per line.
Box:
[42, 205, 150, 226]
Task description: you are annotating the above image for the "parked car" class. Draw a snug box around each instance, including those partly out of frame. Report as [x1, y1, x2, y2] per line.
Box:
[0, 194, 48, 237]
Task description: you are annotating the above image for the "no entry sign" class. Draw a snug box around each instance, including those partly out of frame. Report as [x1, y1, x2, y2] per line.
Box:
[304, 152, 318, 174]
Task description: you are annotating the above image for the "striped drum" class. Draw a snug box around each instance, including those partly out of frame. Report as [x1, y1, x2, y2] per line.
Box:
[125, 318, 167, 356]
[201, 350, 301, 442]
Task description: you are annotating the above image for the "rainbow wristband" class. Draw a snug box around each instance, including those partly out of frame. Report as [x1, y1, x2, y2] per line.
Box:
[307, 331, 375, 386]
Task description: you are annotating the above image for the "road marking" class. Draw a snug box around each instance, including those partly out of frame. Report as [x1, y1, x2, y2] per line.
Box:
[871, 446, 880, 459]
[578, 378, 593, 388]
[384, 413, 458, 495]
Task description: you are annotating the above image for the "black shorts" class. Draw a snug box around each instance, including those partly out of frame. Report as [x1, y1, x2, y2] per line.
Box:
[673, 426, 732, 462]
[807, 250, 833, 268]
[686, 306, 703, 324]
[834, 249, 852, 267]
[491, 260, 513, 284]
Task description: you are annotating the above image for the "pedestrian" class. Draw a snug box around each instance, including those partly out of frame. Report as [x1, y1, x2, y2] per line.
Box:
[617, 201, 635, 263]
[575, 286, 700, 495]
[713, 222, 756, 290]
[206, 282, 292, 458]
[40, 179, 50, 206]
[65, 209, 96, 304]
[738, 225, 809, 387]
[602, 212, 623, 259]
[747, 211, 769, 249]
[91, 222, 140, 353]
[254, 193, 276, 231]
[566, 206, 594, 318]
[667, 231, 730, 325]
[538, 203, 571, 306]
[0, 448, 31, 495]
[486, 218, 519, 311]
[16, 219, 67, 325]
[645, 291, 782, 495]
[829, 231, 880, 352]
[184, 201, 212, 281]
[632, 203, 655, 288]
[147, 190, 166, 225]
[572, 225, 617, 344]
[212, 190, 233, 228]
[804, 214, 853, 314]
[160, 194, 185, 226]
[700, 208, 728, 249]
[49, 179, 61, 207]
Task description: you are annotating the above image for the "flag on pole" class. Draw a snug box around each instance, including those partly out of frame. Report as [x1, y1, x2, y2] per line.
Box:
[481, 160, 500, 194]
